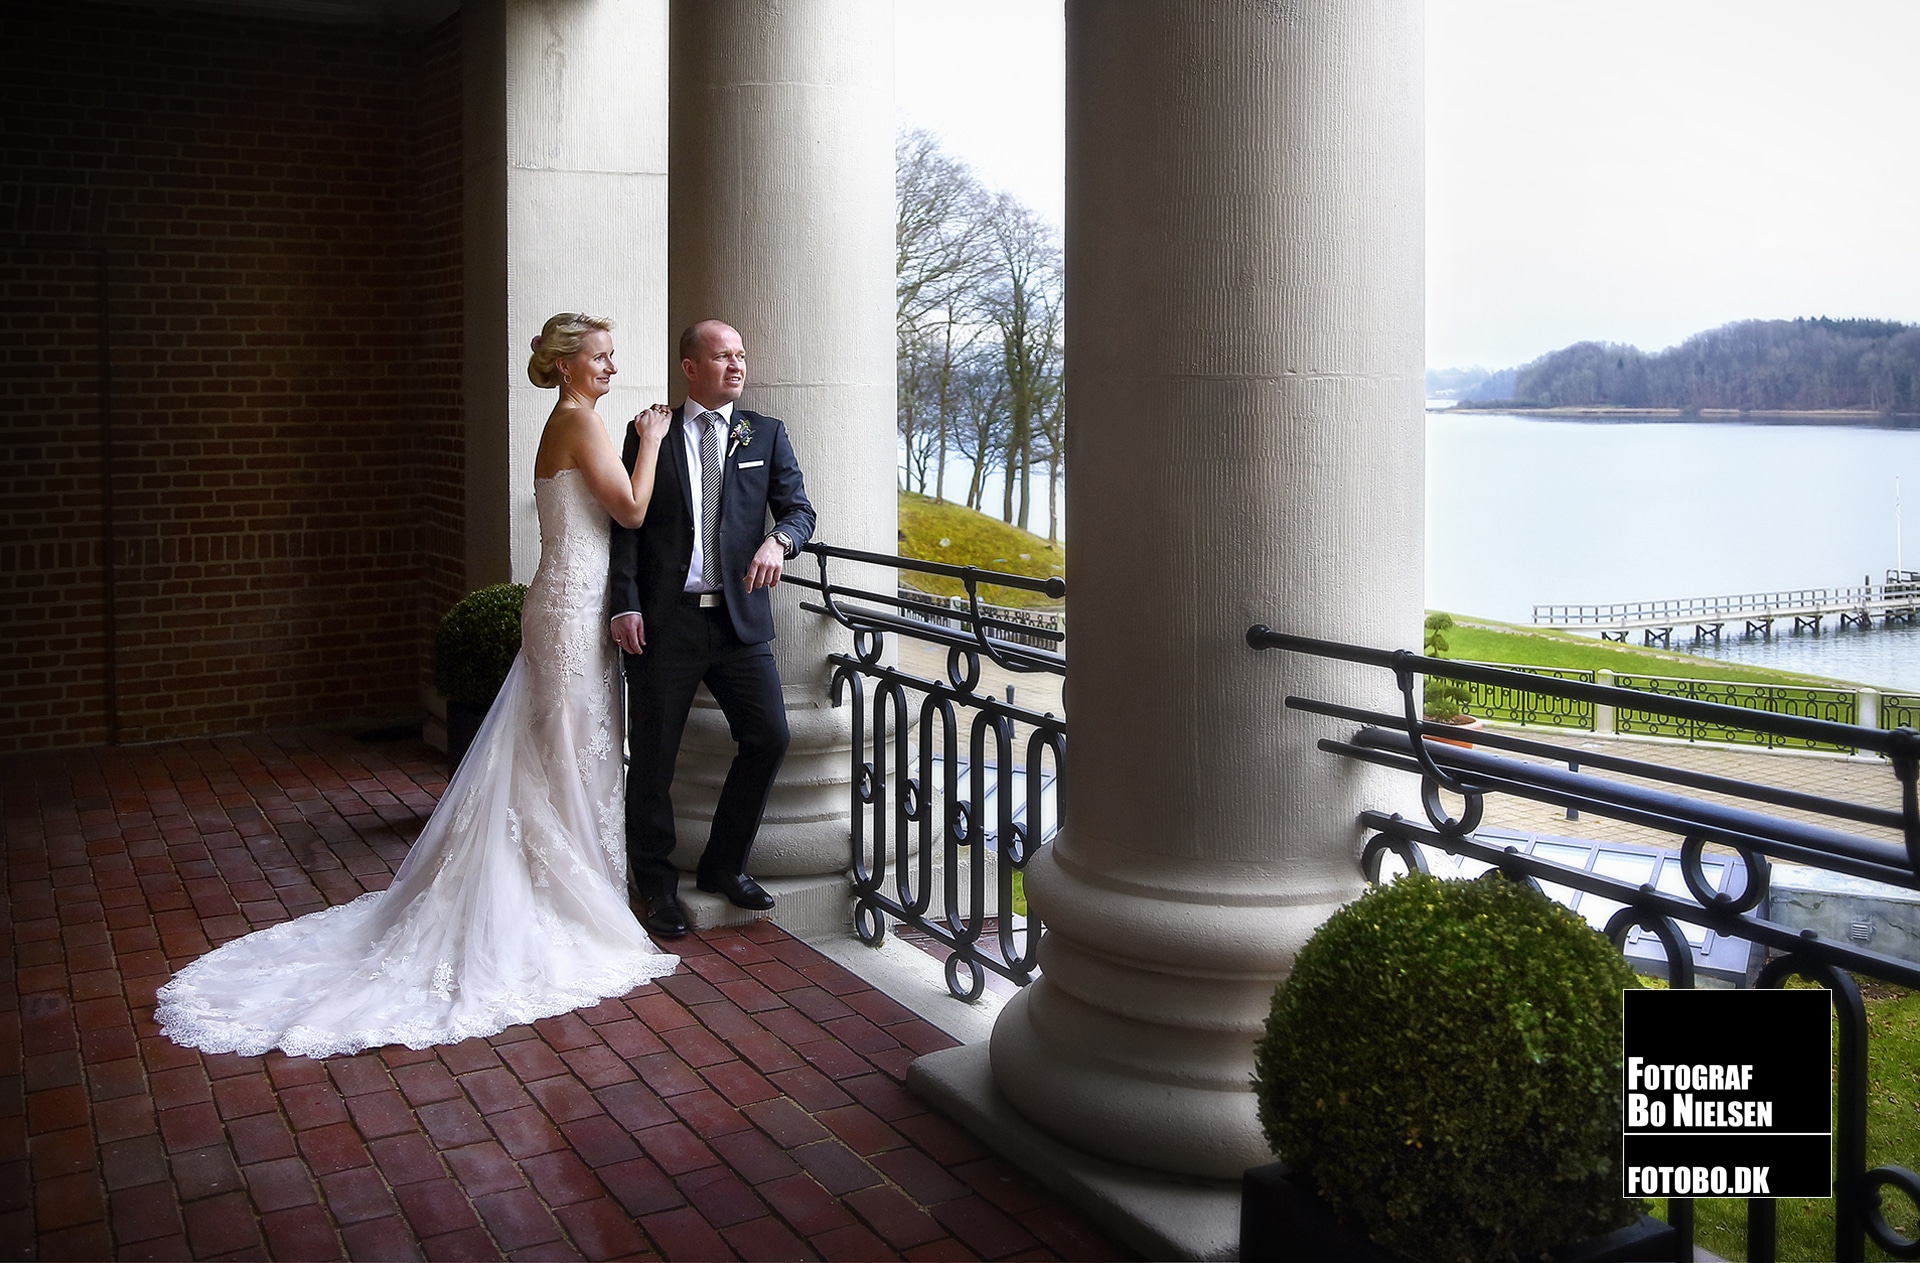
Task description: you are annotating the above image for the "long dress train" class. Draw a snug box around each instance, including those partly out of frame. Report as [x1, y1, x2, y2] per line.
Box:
[155, 469, 677, 1058]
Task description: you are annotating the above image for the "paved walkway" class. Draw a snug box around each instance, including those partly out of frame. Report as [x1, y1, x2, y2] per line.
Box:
[1, 731, 1129, 1262]
[10, 713, 1894, 1261]
[1466, 725, 1904, 852]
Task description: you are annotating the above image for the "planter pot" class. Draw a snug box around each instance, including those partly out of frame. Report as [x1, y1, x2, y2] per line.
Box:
[1424, 712, 1485, 748]
[446, 699, 488, 771]
[1240, 1163, 1676, 1263]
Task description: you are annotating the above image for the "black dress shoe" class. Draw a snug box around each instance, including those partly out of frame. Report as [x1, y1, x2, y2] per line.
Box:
[639, 892, 689, 939]
[696, 871, 775, 911]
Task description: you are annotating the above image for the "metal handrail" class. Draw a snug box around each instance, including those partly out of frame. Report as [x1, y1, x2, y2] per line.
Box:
[1247, 625, 1920, 765]
[792, 542, 1065, 676]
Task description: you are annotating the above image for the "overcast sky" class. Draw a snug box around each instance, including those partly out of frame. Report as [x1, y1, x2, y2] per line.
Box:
[895, 0, 1920, 373]
[894, 0, 1067, 228]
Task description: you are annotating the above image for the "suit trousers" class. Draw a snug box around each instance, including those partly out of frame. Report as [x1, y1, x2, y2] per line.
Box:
[623, 597, 790, 900]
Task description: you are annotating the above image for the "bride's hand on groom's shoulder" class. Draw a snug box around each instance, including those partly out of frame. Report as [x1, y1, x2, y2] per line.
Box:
[632, 404, 671, 445]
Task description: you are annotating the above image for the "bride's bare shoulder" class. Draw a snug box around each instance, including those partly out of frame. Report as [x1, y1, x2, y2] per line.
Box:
[534, 404, 606, 478]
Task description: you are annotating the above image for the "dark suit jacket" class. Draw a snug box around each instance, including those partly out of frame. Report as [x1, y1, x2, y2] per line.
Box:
[609, 404, 816, 645]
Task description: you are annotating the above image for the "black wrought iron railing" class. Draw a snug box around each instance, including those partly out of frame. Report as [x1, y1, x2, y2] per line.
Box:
[896, 588, 1064, 650]
[1460, 662, 1598, 729]
[1459, 660, 1916, 750]
[1248, 624, 1920, 1263]
[791, 544, 1064, 1001]
[1611, 675, 1861, 751]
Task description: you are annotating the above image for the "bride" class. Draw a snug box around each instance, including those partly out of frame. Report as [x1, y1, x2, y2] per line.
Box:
[156, 314, 680, 1058]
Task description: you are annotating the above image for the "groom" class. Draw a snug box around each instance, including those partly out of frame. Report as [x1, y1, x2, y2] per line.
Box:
[609, 319, 816, 939]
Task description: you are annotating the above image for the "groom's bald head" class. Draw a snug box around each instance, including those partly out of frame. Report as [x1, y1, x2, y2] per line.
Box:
[678, 319, 737, 362]
[679, 320, 747, 406]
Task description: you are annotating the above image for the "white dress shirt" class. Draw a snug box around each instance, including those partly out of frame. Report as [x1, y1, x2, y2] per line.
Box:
[681, 399, 733, 593]
[610, 400, 734, 623]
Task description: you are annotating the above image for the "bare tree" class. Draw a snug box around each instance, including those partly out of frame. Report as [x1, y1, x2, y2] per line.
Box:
[896, 129, 1069, 525]
[947, 344, 1010, 513]
[978, 194, 1064, 530]
[1035, 381, 1065, 545]
[896, 129, 992, 499]
[898, 338, 937, 493]
[899, 320, 974, 495]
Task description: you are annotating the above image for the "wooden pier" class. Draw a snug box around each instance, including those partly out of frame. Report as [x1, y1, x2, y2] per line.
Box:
[1534, 570, 1920, 646]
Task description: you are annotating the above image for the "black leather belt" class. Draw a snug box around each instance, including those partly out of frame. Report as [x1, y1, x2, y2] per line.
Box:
[681, 591, 723, 608]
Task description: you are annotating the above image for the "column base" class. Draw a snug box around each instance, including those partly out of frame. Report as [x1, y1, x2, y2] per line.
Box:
[676, 871, 853, 941]
[908, 1041, 1241, 1262]
[670, 688, 854, 878]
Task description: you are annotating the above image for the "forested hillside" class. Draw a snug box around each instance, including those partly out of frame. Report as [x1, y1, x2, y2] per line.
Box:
[1456, 318, 1920, 413]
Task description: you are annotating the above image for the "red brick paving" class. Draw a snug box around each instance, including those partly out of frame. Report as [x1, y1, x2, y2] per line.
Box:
[1, 730, 1131, 1260]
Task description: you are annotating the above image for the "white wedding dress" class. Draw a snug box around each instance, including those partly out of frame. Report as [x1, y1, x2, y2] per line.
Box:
[156, 469, 679, 1058]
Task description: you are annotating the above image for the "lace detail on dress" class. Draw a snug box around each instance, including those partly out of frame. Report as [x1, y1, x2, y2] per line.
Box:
[598, 793, 625, 874]
[578, 725, 610, 787]
[154, 469, 675, 1059]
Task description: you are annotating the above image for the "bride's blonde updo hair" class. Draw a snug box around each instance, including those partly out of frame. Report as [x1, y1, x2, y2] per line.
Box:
[527, 313, 615, 388]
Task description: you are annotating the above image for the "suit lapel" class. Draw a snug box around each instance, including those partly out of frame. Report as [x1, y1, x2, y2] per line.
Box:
[719, 409, 741, 507]
[707, 406, 748, 521]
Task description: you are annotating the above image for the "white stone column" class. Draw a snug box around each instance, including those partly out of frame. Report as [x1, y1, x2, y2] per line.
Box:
[663, 0, 896, 910]
[986, 0, 1426, 1181]
[1858, 686, 1880, 732]
[464, 0, 670, 587]
[1596, 669, 1618, 734]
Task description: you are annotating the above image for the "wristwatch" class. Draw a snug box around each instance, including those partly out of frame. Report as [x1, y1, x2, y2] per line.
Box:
[771, 530, 795, 559]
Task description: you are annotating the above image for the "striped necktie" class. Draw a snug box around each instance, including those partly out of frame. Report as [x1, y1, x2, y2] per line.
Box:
[698, 411, 723, 590]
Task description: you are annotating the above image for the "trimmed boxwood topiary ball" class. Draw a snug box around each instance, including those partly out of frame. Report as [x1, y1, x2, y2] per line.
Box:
[433, 583, 527, 707]
[1253, 871, 1641, 1263]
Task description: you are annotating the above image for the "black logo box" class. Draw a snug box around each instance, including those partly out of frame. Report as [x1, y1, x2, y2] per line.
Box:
[1623, 1134, 1831, 1198]
[1622, 987, 1832, 1200]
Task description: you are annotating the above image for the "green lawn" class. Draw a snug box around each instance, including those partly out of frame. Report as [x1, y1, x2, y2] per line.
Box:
[896, 490, 1064, 609]
[1433, 614, 1867, 690]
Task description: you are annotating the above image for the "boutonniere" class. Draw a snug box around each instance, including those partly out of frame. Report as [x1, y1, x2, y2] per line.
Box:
[727, 415, 753, 459]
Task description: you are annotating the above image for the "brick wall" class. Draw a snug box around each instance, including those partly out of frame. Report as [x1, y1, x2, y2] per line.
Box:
[0, 5, 464, 752]
[413, 18, 467, 705]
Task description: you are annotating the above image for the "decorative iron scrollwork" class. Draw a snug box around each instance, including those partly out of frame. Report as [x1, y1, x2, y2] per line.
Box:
[1862, 1166, 1920, 1259]
[797, 545, 1064, 1002]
